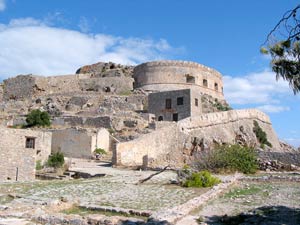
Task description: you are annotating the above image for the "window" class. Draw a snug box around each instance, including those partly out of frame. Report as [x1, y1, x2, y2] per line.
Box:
[214, 83, 218, 91]
[177, 97, 184, 105]
[203, 79, 208, 87]
[186, 75, 195, 83]
[166, 99, 172, 109]
[158, 116, 163, 121]
[195, 98, 199, 107]
[25, 137, 35, 149]
[173, 113, 178, 122]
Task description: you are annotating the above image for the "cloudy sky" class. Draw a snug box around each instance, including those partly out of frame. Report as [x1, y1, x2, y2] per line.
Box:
[0, 0, 299, 147]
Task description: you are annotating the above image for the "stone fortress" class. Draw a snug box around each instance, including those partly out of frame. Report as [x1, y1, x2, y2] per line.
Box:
[0, 59, 287, 180]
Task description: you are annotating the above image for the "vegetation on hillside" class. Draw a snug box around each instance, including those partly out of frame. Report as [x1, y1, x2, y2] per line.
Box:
[25, 109, 51, 127]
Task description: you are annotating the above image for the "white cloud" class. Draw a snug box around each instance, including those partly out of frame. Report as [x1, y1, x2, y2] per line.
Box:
[78, 17, 90, 33]
[256, 104, 290, 113]
[0, 17, 177, 78]
[224, 70, 291, 105]
[0, 0, 5, 11]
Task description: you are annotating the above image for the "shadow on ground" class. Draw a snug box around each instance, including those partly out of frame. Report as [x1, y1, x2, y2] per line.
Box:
[205, 205, 300, 225]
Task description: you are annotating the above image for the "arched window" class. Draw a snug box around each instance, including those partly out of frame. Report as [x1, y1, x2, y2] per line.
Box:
[203, 79, 208, 87]
[158, 116, 163, 121]
[214, 83, 218, 91]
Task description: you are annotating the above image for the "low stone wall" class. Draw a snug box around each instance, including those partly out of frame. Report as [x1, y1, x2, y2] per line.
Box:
[0, 128, 52, 181]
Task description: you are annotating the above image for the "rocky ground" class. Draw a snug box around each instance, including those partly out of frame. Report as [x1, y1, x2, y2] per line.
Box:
[1, 161, 300, 225]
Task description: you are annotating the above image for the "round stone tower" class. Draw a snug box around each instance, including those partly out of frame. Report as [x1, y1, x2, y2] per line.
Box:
[133, 60, 224, 100]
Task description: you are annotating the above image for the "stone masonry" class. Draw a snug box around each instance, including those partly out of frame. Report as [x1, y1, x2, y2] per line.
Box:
[0, 128, 51, 181]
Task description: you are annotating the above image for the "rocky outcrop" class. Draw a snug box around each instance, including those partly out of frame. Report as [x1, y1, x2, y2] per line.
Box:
[76, 61, 134, 77]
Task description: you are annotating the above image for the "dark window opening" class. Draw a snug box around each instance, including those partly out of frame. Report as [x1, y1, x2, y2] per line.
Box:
[214, 83, 218, 91]
[158, 116, 163, 121]
[166, 99, 172, 109]
[186, 75, 195, 84]
[177, 97, 184, 105]
[203, 79, 208, 87]
[26, 137, 35, 149]
[195, 98, 199, 107]
[173, 113, 178, 122]
[104, 87, 111, 92]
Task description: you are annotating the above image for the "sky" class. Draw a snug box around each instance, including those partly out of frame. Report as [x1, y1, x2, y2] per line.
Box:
[0, 0, 299, 147]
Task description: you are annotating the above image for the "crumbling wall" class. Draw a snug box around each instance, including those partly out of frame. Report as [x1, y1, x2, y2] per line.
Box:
[2, 74, 134, 101]
[51, 128, 110, 159]
[51, 128, 94, 158]
[115, 123, 186, 169]
[0, 128, 52, 181]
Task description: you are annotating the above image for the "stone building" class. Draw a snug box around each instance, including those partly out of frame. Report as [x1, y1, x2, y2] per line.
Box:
[148, 89, 202, 121]
[133, 60, 224, 100]
[51, 128, 110, 159]
[0, 128, 52, 181]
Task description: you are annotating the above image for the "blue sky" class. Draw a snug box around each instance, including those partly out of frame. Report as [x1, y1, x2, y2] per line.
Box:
[0, 0, 299, 147]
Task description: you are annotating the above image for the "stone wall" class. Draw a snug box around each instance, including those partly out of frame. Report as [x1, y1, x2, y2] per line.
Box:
[3, 74, 134, 101]
[133, 60, 224, 100]
[115, 123, 186, 168]
[51, 128, 110, 159]
[114, 109, 282, 169]
[0, 128, 52, 181]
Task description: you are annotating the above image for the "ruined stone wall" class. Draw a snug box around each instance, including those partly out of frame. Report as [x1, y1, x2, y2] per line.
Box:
[134, 60, 224, 100]
[115, 123, 186, 168]
[51, 128, 110, 158]
[114, 109, 282, 169]
[2, 73, 134, 101]
[0, 128, 52, 181]
[51, 128, 94, 158]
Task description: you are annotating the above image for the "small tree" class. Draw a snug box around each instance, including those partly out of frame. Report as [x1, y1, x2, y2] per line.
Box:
[26, 109, 51, 127]
[47, 152, 65, 168]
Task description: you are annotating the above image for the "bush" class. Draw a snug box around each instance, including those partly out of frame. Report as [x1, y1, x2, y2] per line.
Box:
[47, 152, 65, 168]
[196, 144, 258, 174]
[26, 109, 51, 127]
[94, 148, 106, 155]
[35, 160, 43, 170]
[253, 120, 272, 147]
[183, 170, 221, 188]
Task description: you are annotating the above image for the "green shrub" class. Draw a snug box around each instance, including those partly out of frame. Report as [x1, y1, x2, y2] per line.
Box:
[253, 120, 272, 147]
[35, 160, 43, 170]
[47, 152, 65, 168]
[26, 109, 51, 127]
[184, 170, 221, 188]
[213, 100, 232, 111]
[196, 144, 258, 174]
[94, 148, 106, 155]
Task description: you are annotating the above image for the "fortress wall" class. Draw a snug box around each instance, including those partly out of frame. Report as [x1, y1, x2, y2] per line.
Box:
[2, 74, 134, 100]
[114, 109, 282, 169]
[178, 109, 271, 129]
[133, 60, 224, 99]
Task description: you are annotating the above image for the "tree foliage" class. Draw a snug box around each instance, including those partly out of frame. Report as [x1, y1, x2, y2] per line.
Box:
[26, 109, 51, 127]
[261, 5, 300, 94]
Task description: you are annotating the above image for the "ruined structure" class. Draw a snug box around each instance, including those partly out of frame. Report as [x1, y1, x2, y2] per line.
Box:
[51, 128, 110, 159]
[0, 60, 286, 172]
[0, 128, 51, 181]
